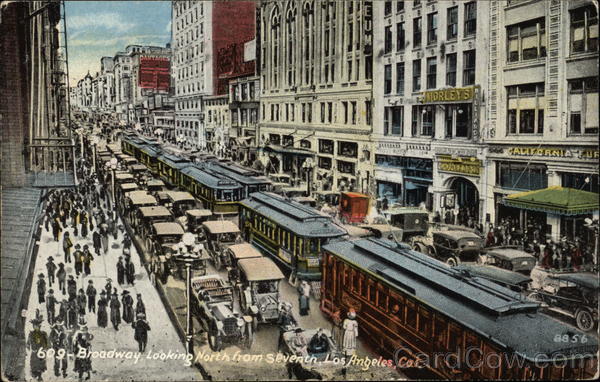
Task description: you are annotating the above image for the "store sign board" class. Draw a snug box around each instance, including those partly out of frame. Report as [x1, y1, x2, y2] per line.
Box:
[420, 86, 476, 104]
[507, 147, 599, 160]
[438, 155, 481, 176]
[376, 142, 431, 156]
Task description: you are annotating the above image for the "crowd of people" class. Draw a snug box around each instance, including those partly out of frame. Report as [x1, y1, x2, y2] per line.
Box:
[28, 150, 152, 381]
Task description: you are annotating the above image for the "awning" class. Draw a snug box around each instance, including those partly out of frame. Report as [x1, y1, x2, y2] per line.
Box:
[502, 186, 599, 216]
[262, 144, 315, 156]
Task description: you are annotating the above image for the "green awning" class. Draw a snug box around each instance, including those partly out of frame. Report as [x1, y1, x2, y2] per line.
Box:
[502, 186, 599, 216]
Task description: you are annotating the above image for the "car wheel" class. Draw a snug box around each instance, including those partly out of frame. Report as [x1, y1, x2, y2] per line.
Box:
[243, 322, 254, 349]
[427, 246, 437, 258]
[527, 292, 544, 303]
[446, 257, 458, 267]
[213, 255, 222, 271]
[476, 255, 486, 265]
[412, 243, 425, 254]
[208, 327, 222, 352]
[576, 310, 595, 332]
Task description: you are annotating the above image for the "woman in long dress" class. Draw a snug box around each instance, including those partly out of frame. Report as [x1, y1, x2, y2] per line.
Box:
[97, 291, 108, 328]
[342, 310, 359, 356]
[109, 294, 121, 330]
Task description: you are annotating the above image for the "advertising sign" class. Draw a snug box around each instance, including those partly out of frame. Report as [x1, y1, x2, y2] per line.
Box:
[138, 56, 170, 90]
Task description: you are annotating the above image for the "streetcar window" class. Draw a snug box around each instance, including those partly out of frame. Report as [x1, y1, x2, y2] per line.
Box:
[360, 274, 368, 299]
[406, 300, 417, 329]
[433, 315, 448, 349]
[481, 343, 501, 379]
[377, 285, 388, 311]
[352, 269, 359, 293]
[465, 332, 481, 369]
[417, 307, 430, 336]
[448, 323, 463, 354]
[388, 293, 404, 323]
[368, 280, 376, 303]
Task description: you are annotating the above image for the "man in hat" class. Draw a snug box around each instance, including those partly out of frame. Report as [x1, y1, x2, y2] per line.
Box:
[52, 214, 62, 242]
[135, 294, 146, 316]
[46, 256, 57, 287]
[73, 325, 93, 381]
[67, 275, 77, 301]
[77, 288, 87, 317]
[73, 244, 84, 276]
[63, 231, 73, 263]
[82, 245, 94, 276]
[308, 328, 330, 354]
[56, 263, 67, 295]
[92, 229, 102, 257]
[289, 328, 308, 357]
[122, 234, 132, 252]
[277, 302, 297, 349]
[104, 279, 113, 297]
[122, 290, 134, 324]
[80, 210, 89, 238]
[116, 256, 126, 285]
[132, 312, 151, 352]
[125, 256, 135, 286]
[100, 223, 110, 254]
[110, 293, 121, 330]
[297, 281, 311, 316]
[46, 289, 58, 325]
[27, 317, 49, 381]
[37, 273, 46, 304]
[49, 320, 68, 378]
[86, 281, 97, 313]
[97, 290, 108, 328]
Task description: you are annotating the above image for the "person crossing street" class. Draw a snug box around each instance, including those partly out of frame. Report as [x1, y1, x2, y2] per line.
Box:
[63, 231, 73, 263]
[86, 280, 97, 313]
[46, 256, 57, 287]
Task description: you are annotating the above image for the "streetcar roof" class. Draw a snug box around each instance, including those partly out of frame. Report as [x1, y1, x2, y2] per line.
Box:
[322, 238, 598, 360]
[241, 192, 347, 238]
[129, 164, 147, 171]
[227, 243, 263, 260]
[152, 222, 184, 236]
[201, 161, 272, 186]
[165, 191, 195, 203]
[158, 153, 192, 169]
[454, 264, 532, 286]
[181, 165, 241, 189]
[238, 257, 284, 281]
[139, 206, 172, 218]
[202, 220, 240, 234]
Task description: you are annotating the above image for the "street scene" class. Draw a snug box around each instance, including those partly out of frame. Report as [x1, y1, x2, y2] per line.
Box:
[1, 0, 599, 381]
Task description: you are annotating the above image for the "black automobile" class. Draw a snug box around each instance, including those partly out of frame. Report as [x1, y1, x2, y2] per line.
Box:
[528, 273, 599, 332]
[454, 264, 532, 293]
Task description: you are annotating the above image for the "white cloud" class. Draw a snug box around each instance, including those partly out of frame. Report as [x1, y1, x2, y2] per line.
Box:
[68, 12, 134, 32]
[69, 34, 169, 47]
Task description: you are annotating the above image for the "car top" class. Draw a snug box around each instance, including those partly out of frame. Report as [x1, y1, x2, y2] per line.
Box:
[359, 224, 403, 235]
[238, 256, 285, 281]
[226, 243, 263, 260]
[146, 179, 165, 187]
[548, 272, 600, 290]
[126, 191, 157, 206]
[433, 229, 483, 241]
[165, 191, 195, 203]
[454, 264, 532, 286]
[139, 206, 172, 218]
[485, 247, 535, 261]
[119, 182, 138, 192]
[129, 164, 147, 171]
[115, 173, 135, 181]
[152, 222, 185, 236]
[202, 220, 240, 234]
[186, 209, 213, 218]
[384, 207, 429, 216]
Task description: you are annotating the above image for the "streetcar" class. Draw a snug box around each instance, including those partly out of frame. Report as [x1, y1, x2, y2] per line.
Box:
[239, 192, 347, 281]
[202, 161, 271, 199]
[180, 165, 242, 214]
[320, 237, 598, 380]
[156, 152, 192, 186]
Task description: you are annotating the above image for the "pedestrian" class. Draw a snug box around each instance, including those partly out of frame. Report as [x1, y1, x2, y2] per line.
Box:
[135, 293, 146, 316]
[110, 293, 121, 330]
[36, 273, 46, 304]
[63, 231, 73, 263]
[86, 280, 97, 313]
[297, 280, 310, 316]
[67, 275, 77, 301]
[104, 279, 113, 297]
[52, 215, 62, 242]
[122, 234, 132, 252]
[74, 243, 85, 276]
[82, 245, 94, 276]
[71, 207, 79, 237]
[46, 289, 57, 325]
[77, 289, 87, 317]
[277, 302, 297, 349]
[92, 229, 102, 256]
[122, 290, 134, 324]
[49, 321, 68, 378]
[73, 326, 93, 381]
[125, 257, 135, 286]
[132, 312, 151, 352]
[80, 210, 89, 238]
[56, 263, 67, 295]
[331, 309, 344, 349]
[100, 224, 109, 254]
[116, 256, 126, 285]
[97, 290, 108, 328]
[46, 256, 57, 287]
[27, 317, 49, 381]
[341, 309, 359, 378]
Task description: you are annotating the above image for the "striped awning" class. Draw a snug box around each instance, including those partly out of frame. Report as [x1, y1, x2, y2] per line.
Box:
[502, 186, 599, 216]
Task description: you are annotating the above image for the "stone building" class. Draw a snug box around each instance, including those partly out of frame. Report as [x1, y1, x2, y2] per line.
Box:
[229, 75, 260, 165]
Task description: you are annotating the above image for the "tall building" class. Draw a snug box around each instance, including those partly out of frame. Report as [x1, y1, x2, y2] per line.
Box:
[373, 0, 489, 222]
[484, 0, 599, 239]
[258, 0, 375, 194]
[229, 74, 260, 165]
[171, 0, 256, 148]
[97, 56, 115, 111]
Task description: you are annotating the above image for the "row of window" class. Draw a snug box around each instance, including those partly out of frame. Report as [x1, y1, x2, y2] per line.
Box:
[174, 2, 203, 30]
[231, 108, 258, 127]
[231, 82, 257, 102]
[383, 104, 472, 139]
[384, 50, 475, 94]
[175, 23, 203, 49]
[262, 100, 372, 126]
[176, 61, 204, 81]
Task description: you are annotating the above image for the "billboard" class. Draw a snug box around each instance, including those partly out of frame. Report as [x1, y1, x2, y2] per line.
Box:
[138, 56, 170, 91]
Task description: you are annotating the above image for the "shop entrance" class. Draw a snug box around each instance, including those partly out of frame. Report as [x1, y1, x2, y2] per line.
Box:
[445, 177, 479, 226]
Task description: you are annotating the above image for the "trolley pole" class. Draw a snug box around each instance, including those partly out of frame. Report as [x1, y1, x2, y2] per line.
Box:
[186, 262, 193, 355]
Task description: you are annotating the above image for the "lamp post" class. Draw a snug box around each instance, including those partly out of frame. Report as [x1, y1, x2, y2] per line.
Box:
[584, 218, 599, 266]
[302, 158, 314, 197]
[171, 233, 203, 355]
[91, 136, 99, 174]
[108, 158, 118, 208]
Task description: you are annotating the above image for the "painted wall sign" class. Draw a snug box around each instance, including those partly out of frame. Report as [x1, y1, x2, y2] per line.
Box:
[437, 155, 482, 176]
[420, 86, 476, 104]
[507, 147, 599, 160]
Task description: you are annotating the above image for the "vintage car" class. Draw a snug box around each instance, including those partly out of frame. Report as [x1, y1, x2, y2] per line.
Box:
[116, 182, 138, 209]
[165, 191, 198, 217]
[176, 209, 213, 236]
[339, 192, 370, 224]
[146, 178, 166, 192]
[291, 196, 318, 208]
[358, 224, 404, 242]
[202, 220, 241, 270]
[123, 191, 157, 224]
[269, 174, 293, 193]
[237, 256, 286, 329]
[148, 222, 184, 283]
[480, 246, 537, 275]
[224, 243, 263, 284]
[411, 228, 484, 266]
[137, 206, 173, 240]
[114, 171, 136, 185]
[382, 207, 429, 240]
[528, 273, 599, 331]
[313, 190, 340, 208]
[454, 264, 532, 292]
[191, 275, 254, 351]
[129, 163, 148, 176]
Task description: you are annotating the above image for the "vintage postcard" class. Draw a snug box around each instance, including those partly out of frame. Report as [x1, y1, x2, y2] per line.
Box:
[1, 0, 598, 381]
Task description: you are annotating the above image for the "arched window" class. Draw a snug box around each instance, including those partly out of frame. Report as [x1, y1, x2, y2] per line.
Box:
[302, 1, 314, 84]
[285, 6, 297, 86]
[270, 8, 281, 88]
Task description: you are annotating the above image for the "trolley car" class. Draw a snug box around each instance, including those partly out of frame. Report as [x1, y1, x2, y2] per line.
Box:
[320, 238, 598, 380]
[156, 152, 192, 186]
[203, 161, 272, 199]
[180, 165, 241, 214]
[239, 192, 347, 281]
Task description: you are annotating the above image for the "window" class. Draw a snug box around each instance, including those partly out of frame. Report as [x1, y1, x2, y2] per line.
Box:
[507, 18, 546, 62]
[342, 101, 348, 124]
[497, 162, 547, 190]
[463, 50, 476, 86]
[427, 13, 438, 44]
[319, 139, 334, 154]
[320, 102, 326, 123]
[569, 77, 599, 135]
[397, 1, 404, 13]
[426, 57, 437, 89]
[385, 1, 392, 16]
[348, 21, 353, 52]
[413, 0, 421, 7]
[464, 2, 477, 36]
[396, 62, 405, 95]
[318, 156, 332, 170]
[365, 100, 372, 125]
[412, 59, 421, 91]
[444, 104, 472, 138]
[397, 22, 405, 51]
[413, 17, 422, 48]
[384, 26, 392, 54]
[507, 83, 545, 134]
[570, 6, 598, 54]
[446, 53, 457, 86]
[384, 64, 392, 94]
[388, 106, 403, 135]
[351, 102, 357, 124]
[347, 59, 352, 81]
[421, 106, 434, 136]
[447, 6, 458, 40]
[328, 102, 333, 123]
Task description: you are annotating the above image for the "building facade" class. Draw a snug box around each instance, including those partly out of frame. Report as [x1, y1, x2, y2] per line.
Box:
[203, 94, 229, 155]
[258, 0, 375, 194]
[484, 0, 599, 240]
[229, 75, 260, 165]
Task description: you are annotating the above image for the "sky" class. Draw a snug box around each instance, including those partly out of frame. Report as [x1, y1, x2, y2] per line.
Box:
[65, 0, 172, 85]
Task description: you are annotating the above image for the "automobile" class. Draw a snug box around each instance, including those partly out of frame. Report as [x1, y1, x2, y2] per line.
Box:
[136, 205, 173, 240]
[123, 191, 158, 224]
[176, 209, 213, 237]
[148, 222, 185, 283]
[165, 191, 199, 217]
[202, 220, 241, 270]
[224, 243, 263, 284]
[358, 224, 404, 242]
[480, 246, 537, 275]
[191, 275, 254, 351]
[269, 174, 292, 192]
[528, 273, 599, 332]
[454, 264, 532, 292]
[313, 190, 340, 208]
[291, 196, 318, 208]
[411, 228, 484, 266]
[146, 178, 166, 192]
[237, 256, 286, 329]
[114, 172, 136, 185]
[382, 207, 429, 240]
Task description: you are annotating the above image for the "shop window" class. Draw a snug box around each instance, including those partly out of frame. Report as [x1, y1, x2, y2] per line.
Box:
[412, 105, 434, 136]
[426, 57, 437, 89]
[568, 77, 599, 135]
[318, 156, 332, 170]
[463, 50, 476, 86]
[427, 13, 438, 45]
[507, 18, 546, 63]
[447, 6, 458, 40]
[496, 162, 547, 190]
[445, 104, 472, 138]
[507, 83, 545, 134]
[413, 17, 422, 48]
[319, 139, 334, 154]
[464, 2, 477, 36]
[412, 59, 421, 92]
[570, 6, 598, 54]
[384, 64, 392, 94]
[561, 173, 599, 194]
[446, 53, 457, 87]
[282, 135, 293, 147]
[397, 22, 405, 51]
